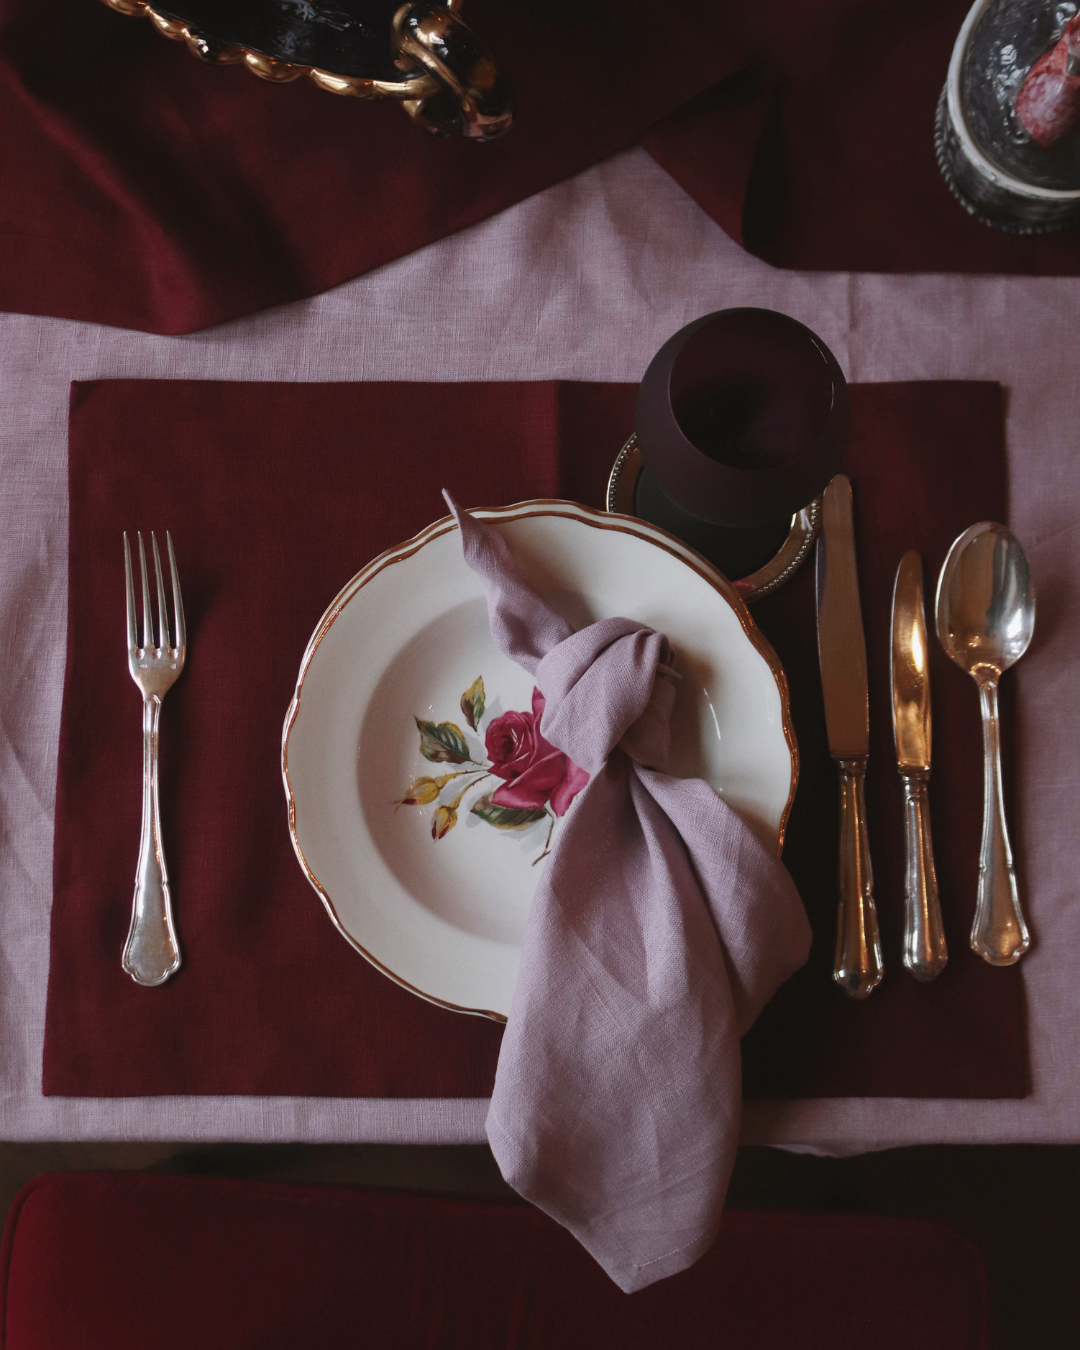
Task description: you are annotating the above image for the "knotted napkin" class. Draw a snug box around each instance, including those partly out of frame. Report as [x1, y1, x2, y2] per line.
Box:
[446, 495, 811, 1292]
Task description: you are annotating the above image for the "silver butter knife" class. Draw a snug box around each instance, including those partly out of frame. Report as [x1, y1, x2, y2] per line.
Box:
[891, 552, 947, 981]
[816, 474, 883, 999]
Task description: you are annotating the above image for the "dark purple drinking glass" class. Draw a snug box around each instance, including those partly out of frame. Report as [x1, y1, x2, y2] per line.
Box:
[634, 309, 848, 579]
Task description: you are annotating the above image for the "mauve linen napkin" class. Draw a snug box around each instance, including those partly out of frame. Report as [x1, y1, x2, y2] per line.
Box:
[447, 496, 811, 1291]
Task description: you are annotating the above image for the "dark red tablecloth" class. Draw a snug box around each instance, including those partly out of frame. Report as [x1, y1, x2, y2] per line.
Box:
[0, 0, 750, 335]
[0, 1173, 988, 1349]
[43, 377, 1026, 1098]
[4, 2, 1080, 338]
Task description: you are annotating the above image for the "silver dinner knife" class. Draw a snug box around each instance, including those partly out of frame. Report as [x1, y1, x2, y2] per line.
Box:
[815, 474, 883, 999]
[891, 552, 947, 981]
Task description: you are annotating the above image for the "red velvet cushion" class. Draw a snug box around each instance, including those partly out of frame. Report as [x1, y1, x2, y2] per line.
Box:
[0, 1172, 986, 1349]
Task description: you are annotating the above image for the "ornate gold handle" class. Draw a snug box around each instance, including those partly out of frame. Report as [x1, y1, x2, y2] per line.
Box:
[834, 757, 883, 999]
[392, 3, 513, 139]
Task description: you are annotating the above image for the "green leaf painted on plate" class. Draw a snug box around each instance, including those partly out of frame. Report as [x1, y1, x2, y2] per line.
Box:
[460, 676, 486, 731]
[470, 792, 547, 831]
[415, 718, 470, 764]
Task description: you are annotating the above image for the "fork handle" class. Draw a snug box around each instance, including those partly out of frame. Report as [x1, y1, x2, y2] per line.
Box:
[123, 696, 181, 986]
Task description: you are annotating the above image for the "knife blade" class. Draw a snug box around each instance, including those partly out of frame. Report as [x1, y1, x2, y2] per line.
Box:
[890, 552, 947, 981]
[816, 476, 869, 757]
[891, 551, 930, 772]
[815, 474, 882, 998]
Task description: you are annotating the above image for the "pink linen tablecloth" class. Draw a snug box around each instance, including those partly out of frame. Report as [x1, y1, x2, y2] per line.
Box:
[0, 147, 1077, 1149]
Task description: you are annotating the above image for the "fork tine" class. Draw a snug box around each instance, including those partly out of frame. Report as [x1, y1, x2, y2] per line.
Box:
[151, 532, 170, 650]
[137, 532, 152, 651]
[167, 532, 185, 655]
[123, 533, 137, 653]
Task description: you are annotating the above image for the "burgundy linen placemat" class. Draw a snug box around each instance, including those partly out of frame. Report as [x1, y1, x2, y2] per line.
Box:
[44, 377, 1026, 1098]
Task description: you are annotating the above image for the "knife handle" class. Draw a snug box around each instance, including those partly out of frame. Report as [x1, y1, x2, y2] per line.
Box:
[899, 770, 948, 981]
[834, 757, 883, 999]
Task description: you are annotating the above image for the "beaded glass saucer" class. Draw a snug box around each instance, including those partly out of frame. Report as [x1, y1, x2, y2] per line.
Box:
[606, 436, 820, 603]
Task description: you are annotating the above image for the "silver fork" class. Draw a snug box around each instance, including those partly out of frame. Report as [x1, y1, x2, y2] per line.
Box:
[123, 531, 186, 986]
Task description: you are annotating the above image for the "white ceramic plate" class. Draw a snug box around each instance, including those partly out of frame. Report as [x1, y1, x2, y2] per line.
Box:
[282, 501, 797, 1020]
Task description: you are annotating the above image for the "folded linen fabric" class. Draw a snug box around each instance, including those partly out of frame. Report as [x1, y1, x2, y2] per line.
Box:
[7, 2, 1080, 336]
[447, 495, 811, 1291]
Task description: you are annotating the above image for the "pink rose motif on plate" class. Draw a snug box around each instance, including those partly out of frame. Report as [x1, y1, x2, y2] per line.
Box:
[486, 688, 589, 818]
[396, 678, 589, 863]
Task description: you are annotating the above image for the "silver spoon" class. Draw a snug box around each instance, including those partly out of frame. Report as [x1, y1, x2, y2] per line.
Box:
[935, 523, 1035, 965]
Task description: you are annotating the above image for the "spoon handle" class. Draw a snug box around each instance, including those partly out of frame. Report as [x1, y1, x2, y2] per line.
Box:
[973, 675, 1031, 965]
[833, 757, 883, 998]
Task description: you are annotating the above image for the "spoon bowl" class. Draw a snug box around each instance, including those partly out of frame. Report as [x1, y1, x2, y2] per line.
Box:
[935, 522, 1035, 966]
[936, 524, 1035, 677]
